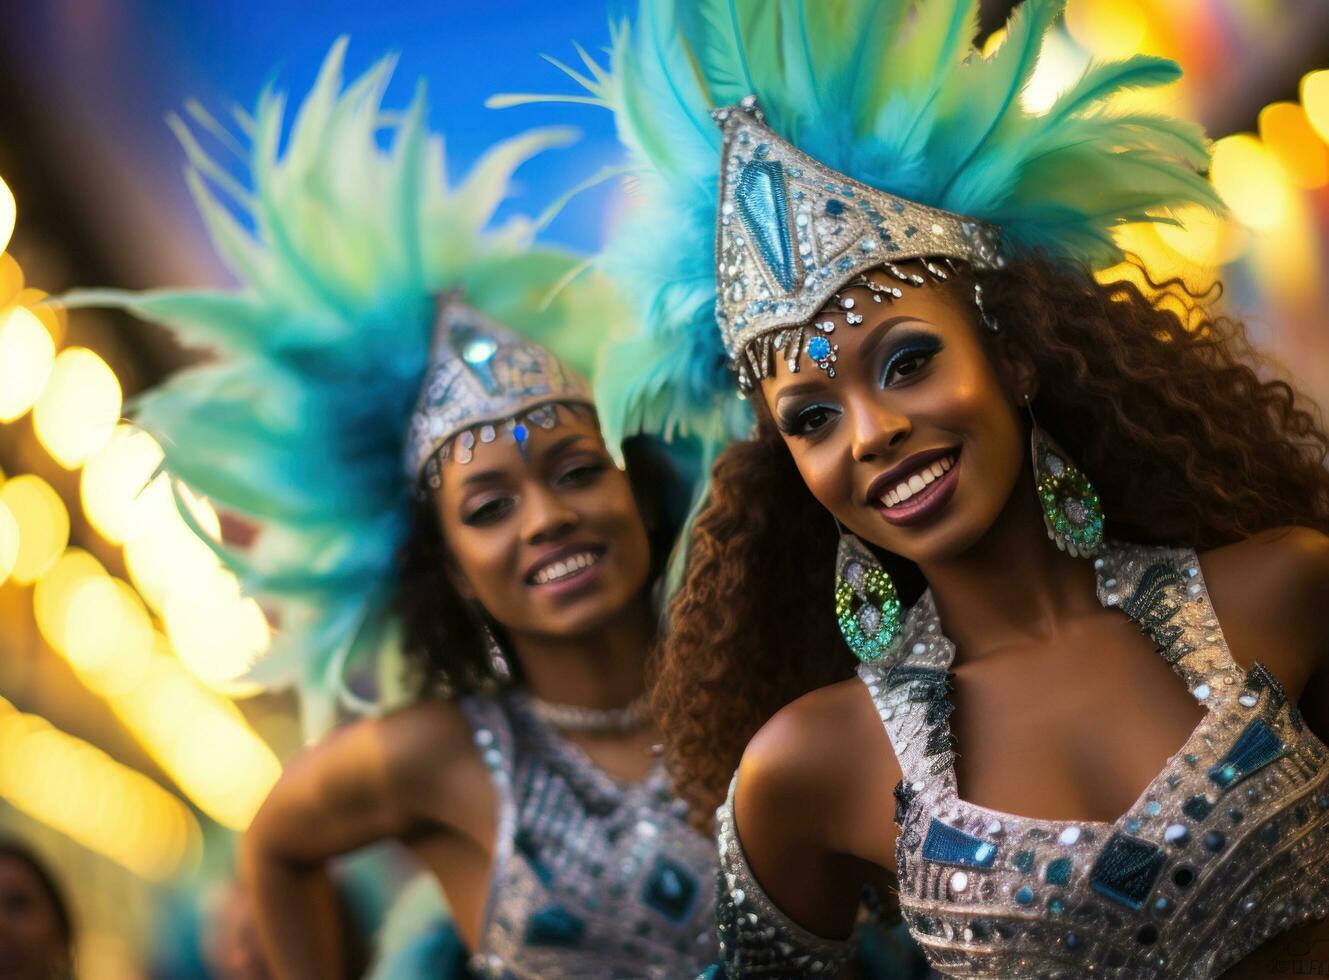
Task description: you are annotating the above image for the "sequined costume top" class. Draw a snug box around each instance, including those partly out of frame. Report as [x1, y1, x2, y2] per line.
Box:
[459, 692, 717, 978]
[860, 541, 1329, 978]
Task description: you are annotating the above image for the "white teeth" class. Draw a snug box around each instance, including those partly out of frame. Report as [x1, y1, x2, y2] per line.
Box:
[878, 454, 958, 509]
[532, 551, 601, 584]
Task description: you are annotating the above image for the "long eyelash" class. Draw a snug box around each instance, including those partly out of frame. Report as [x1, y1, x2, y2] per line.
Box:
[881, 340, 942, 386]
[779, 401, 837, 436]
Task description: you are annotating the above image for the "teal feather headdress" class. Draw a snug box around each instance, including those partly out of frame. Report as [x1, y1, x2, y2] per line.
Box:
[495, 0, 1222, 451]
[66, 39, 624, 736]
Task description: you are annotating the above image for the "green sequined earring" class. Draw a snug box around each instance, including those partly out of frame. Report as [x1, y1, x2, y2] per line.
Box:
[1029, 410, 1104, 558]
[834, 533, 904, 664]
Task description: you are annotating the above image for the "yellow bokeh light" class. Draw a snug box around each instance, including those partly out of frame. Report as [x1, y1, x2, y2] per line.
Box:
[81, 425, 166, 545]
[1065, 0, 1147, 59]
[33, 347, 123, 468]
[115, 652, 281, 829]
[0, 175, 14, 255]
[1021, 29, 1091, 115]
[0, 305, 56, 423]
[1209, 135, 1291, 232]
[33, 548, 107, 653]
[0, 253, 23, 307]
[1301, 70, 1329, 145]
[62, 577, 153, 679]
[0, 475, 69, 585]
[0, 696, 201, 881]
[0, 500, 18, 585]
[1154, 204, 1247, 269]
[1259, 102, 1329, 190]
[165, 564, 269, 695]
[124, 475, 222, 614]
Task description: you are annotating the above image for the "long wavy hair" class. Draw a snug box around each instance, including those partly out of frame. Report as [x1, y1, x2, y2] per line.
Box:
[656, 253, 1329, 822]
[396, 433, 696, 698]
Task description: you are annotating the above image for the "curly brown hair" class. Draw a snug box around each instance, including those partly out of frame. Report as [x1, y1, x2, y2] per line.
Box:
[655, 253, 1329, 823]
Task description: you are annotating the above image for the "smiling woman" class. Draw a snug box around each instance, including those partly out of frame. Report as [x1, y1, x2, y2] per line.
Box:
[550, 0, 1329, 974]
[68, 40, 720, 980]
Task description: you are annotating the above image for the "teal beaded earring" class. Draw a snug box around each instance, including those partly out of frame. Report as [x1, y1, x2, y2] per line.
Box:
[834, 530, 904, 664]
[1027, 395, 1104, 558]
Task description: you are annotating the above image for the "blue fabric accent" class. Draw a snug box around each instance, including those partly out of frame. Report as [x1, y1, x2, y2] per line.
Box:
[735, 160, 798, 292]
[523, 903, 586, 947]
[1089, 834, 1165, 909]
[641, 855, 699, 923]
[921, 818, 999, 868]
[1209, 719, 1284, 791]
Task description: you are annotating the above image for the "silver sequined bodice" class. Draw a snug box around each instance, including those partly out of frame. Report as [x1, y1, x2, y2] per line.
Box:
[460, 692, 717, 978]
[860, 542, 1329, 978]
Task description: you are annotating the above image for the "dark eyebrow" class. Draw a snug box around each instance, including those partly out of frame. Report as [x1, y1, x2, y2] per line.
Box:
[540, 432, 590, 459]
[857, 315, 934, 362]
[460, 467, 507, 488]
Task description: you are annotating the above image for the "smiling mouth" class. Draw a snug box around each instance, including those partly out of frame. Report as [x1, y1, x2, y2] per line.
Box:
[878, 453, 957, 508]
[527, 547, 606, 586]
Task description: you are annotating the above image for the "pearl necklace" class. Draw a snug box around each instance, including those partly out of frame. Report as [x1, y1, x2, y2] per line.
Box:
[527, 693, 652, 734]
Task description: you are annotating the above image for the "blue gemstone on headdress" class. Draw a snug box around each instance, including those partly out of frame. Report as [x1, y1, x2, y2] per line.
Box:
[462, 336, 498, 365]
[806, 335, 832, 362]
[1209, 719, 1283, 791]
[825, 198, 845, 216]
[513, 423, 529, 444]
[921, 818, 999, 868]
[1088, 833, 1165, 909]
[1045, 857, 1072, 885]
[642, 856, 698, 922]
[735, 159, 798, 292]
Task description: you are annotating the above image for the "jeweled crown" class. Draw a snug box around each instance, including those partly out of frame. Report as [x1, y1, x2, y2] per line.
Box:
[405, 293, 592, 479]
[713, 97, 1004, 364]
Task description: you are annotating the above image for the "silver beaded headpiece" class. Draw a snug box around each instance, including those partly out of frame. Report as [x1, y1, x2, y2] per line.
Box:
[714, 97, 1006, 389]
[405, 293, 593, 483]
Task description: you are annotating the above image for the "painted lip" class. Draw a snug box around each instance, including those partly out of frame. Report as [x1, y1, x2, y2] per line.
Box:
[864, 446, 960, 506]
[523, 541, 608, 593]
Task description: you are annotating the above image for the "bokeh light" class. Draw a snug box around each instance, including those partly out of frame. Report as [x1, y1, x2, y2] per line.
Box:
[0, 696, 201, 881]
[123, 475, 222, 614]
[1301, 69, 1329, 144]
[0, 305, 56, 423]
[33, 548, 108, 653]
[0, 175, 13, 255]
[0, 499, 18, 585]
[164, 564, 269, 695]
[33, 347, 123, 468]
[81, 425, 166, 545]
[1064, 0, 1149, 59]
[63, 577, 153, 679]
[1209, 134, 1292, 231]
[1259, 102, 1329, 190]
[0, 474, 70, 584]
[0, 253, 23, 307]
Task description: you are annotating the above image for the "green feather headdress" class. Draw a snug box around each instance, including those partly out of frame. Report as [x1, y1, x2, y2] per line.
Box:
[497, 0, 1222, 454]
[66, 39, 624, 736]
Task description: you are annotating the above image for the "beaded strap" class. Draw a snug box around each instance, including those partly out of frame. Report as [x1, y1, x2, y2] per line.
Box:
[713, 775, 855, 976]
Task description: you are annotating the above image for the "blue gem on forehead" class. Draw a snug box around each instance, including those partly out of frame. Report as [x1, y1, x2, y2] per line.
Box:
[807, 335, 832, 362]
[513, 423, 530, 446]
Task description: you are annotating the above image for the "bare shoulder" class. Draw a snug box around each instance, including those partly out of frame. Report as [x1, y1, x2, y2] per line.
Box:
[369, 698, 494, 821]
[1200, 526, 1329, 688]
[736, 676, 900, 862]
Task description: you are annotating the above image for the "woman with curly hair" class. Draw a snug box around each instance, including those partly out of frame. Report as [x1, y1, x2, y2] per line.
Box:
[72, 42, 719, 979]
[512, 0, 1329, 975]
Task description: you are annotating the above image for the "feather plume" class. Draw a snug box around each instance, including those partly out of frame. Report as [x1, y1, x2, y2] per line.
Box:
[497, 0, 1221, 464]
[62, 40, 612, 736]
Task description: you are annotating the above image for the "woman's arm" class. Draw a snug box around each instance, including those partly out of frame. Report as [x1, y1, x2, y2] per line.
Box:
[732, 677, 902, 941]
[241, 701, 484, 980]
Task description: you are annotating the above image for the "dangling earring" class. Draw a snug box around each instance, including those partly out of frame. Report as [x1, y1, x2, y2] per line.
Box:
[834, 527, 904, 664]
[1026, 395, 1104, 558]
[481, 622, 513, 684]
